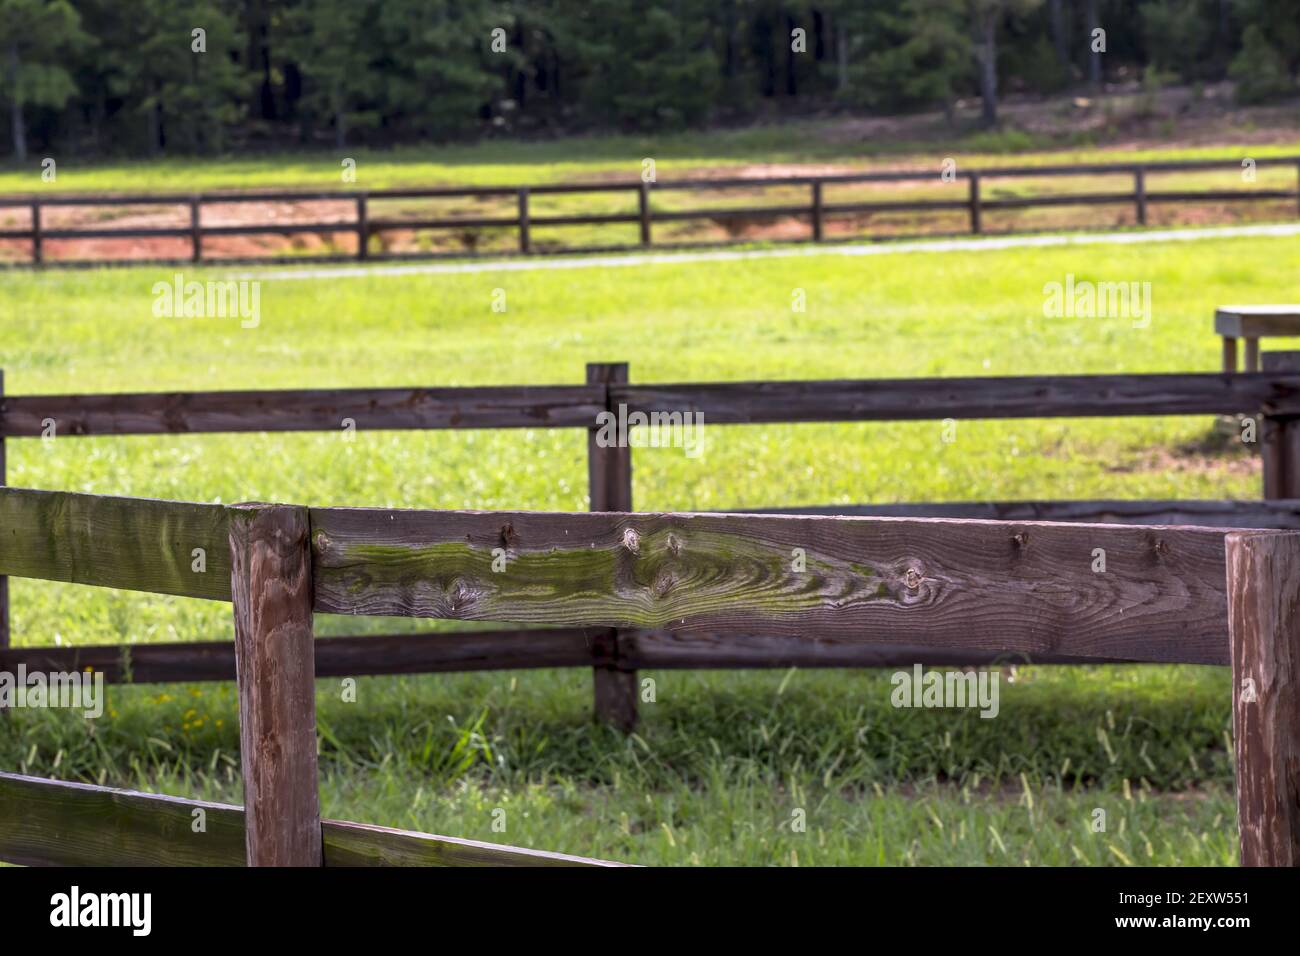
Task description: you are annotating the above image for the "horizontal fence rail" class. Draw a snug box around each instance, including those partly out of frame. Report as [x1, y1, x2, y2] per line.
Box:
[1, 628, 1126, 684]
[307, 506, 1235, 665]
[0, 486, 230, 600]
[0, 772, 623, 867]
[1, 155, 1297, 268]
[747, 498, 1300, 528]
[0, 384, 606, 436]
[0, 487, 1239, 665]
[8, 371, 1300, 437]
[611, 372, 1300, 422]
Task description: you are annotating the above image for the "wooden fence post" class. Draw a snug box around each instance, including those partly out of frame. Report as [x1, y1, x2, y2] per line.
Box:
[518, 188, 531, 254]
[1134, 167, 1147, 226]
[638, 182, 652, 247]
[356, 195, 368, 260]
[0, 370, 7, 652]
[1225, 529, 1300, 866]
[968, 173, 982, 235]
[586, 363, 637, 731]
[1223, 336, 1239, 373]
[228, 503, 321, 867]
[190, 196, 202, 262]
[31, 202, 41, 265]
[811, 180, 823, 242]
[1261, 352, 1300, 500]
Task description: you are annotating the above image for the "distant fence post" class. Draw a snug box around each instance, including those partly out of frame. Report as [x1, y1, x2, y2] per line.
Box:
[228, 503, 322, 867]
[1260, 352, 1300, 499]
[811, 180, 823, 242]
[1134, 167, 1147, 226]
[586, 362, 637, 732]
[190, 196, 202, 263]
[356, 195, 368, 261]
[1225, 529, 1300, 866]
[0, 370, 7, 653]
[518, 188, 531, 254]
[30, 202, 41, 265]
[638, 182, 652, 247]
[968, 173, 981, 235]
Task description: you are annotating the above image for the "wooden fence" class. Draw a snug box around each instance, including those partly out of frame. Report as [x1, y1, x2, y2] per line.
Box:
[0, 486, 625, 867]
[6, 364, 1300, 731]
[1, 155, 1297, 267]
[0, 485, 1296, 865]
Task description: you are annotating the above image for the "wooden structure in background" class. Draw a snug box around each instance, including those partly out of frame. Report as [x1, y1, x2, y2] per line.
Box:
[1218, 306, 1300, 373]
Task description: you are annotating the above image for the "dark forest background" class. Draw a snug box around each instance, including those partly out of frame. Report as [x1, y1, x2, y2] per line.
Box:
[2, 0, 1298, 160]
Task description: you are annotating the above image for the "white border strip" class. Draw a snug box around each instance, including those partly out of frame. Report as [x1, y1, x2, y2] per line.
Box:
[229, 222, 1300, 281]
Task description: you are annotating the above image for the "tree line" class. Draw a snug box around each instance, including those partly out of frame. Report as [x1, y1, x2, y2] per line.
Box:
[2, 0, 1298, 161]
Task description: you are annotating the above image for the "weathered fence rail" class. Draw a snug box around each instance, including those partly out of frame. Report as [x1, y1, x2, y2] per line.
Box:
[1, 155, 1297, 267]
[0, 486, 627, 868]
[0, 486, 1295, 865]
[0, 771, 616, 867]
[6, 365, 1300, 729]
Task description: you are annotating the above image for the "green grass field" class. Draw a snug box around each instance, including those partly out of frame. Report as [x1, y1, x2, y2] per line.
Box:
[2, 230, 1298, 864]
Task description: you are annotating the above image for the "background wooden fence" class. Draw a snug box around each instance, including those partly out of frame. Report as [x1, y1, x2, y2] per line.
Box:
[1, 155, 1297, 267]
[6, 363, 1300, 730]
[1, 486, 1296, 865]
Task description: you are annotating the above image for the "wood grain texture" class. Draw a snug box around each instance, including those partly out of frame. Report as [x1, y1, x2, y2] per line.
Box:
[0, 772, 627, 867]
[229, 503, 321, 867]
[1226, 531, 1300, 866]
[0, 772, 247, 866]
[310, 509, 1234, 664]
[588, 363, 638, 731]
[612, 373, 1300, 424]
[323, 819, 629, 867]
[1, 384, 606, 436]
[0, 486, 230, 600]
[741, 498, 1300, 528]
[0, 627, 609, 684]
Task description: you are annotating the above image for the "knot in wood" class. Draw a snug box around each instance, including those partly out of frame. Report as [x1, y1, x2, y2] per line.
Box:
[622, 527, 640, 553]
[653, 569, 675, 598]
[447, 579, 474, 613]
[903, 567, 923, 590]
[1012, 531, 1029, 548]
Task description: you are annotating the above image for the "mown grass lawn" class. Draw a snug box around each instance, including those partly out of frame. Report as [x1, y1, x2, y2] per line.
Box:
[2, 231, 1297, 864]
